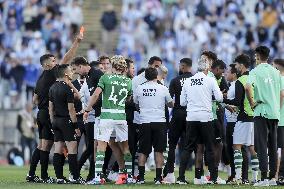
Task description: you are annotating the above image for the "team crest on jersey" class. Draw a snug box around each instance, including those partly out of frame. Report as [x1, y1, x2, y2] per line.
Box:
[143, 88, 156, 96]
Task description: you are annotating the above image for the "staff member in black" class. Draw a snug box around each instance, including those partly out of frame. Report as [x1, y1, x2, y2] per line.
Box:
[163, 58, 192, 184]
[49, 64, 84, 184]
[26, 33, 83, 183]
[71, 56, 104, 181]
[124, 58, 138, 177]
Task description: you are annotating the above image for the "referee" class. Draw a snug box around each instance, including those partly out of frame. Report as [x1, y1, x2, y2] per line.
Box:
[26, 33, 83, 183]
[177, 56, 223, 184]
[246, 46, 284, 186]
[49, 64, 84, 184]
[163, 58, 192, 184]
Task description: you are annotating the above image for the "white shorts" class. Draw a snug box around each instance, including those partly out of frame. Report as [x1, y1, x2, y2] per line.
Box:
[233, 121, 254, 146]
[96, 119, 128, 142]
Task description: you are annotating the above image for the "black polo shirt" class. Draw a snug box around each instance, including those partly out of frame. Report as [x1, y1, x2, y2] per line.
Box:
[169, 72, 192, 110]
[34, 66, 58, 110]
[49, 81, 74, 117]
[86, 67, 104, 117]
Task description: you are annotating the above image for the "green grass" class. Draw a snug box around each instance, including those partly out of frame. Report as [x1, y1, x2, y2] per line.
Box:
[0, 165, 276, 189]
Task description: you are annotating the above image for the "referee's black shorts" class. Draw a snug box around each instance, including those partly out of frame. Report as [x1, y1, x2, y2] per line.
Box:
[37, 109, 54, 140]
[138, 122, 167, 156]
[52, 117, 77, 142]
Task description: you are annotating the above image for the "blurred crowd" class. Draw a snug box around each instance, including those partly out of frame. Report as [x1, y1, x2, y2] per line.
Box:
[117, 0, 284, 83]
[0, 0, 83, 109]
[1, 0, 284, 109]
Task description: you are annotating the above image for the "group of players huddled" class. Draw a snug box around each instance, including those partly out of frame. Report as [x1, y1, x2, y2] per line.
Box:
[25, 31, 284, 186]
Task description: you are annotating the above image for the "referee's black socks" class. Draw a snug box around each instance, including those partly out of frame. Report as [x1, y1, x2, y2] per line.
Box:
[68, 154, 79, 179]
[28, 148, 40, 176]
[138, 166, 145, 180]
[156, 168, 162, 180]
[53, 153, 64, 179]
[40, 150, 50, 179]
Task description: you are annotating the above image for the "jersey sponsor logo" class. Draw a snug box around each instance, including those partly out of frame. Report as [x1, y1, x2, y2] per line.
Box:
[142, 88, 156, 96]
[111, 80, 128, 87]
[264, 77, 273, 84]
[190, 78, 204, 86]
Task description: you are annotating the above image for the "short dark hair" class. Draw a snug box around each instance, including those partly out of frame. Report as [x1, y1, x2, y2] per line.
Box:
[145, 67, 158, 81]
[148, 56, 162, 65]
[40, 54, 54, 65]
[98, 55, 110, 63]
[255, 46, 270, 61]
[234, 54, 251, 68]
[125, 58, 134, 69]
[90, 60, 101, 67]
[201, 51, 217, 62]
[180, 58, 192, 67]
[229, 64, 238, 75]
[56, 64, 69, 78]
[211, 59, 226, 69]
[71, 56, 89, 66]
[137, 68, 146, 75]
[274, 59, 284, 68]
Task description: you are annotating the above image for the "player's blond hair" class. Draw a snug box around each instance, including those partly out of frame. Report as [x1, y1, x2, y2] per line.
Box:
[111, 55, 127, 72]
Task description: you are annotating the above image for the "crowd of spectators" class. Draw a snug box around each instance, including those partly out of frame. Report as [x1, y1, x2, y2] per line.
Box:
[0, 0, 83, 109]
[117, 0, 284, 83]
[1, 0, 284, 109]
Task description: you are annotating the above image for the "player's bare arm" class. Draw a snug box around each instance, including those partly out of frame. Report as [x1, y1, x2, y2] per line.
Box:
[245, 83, 255, 109]
[83, 87, 103, 120]
[60, 32, 84, 65]
[68, 102, 80, 137]
[281, 90, 284, 109]
[33, 93, 39, 106]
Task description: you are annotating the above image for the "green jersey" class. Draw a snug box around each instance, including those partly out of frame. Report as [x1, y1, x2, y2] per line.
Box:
[279, 76, 284, 126]
[97, 73, 132, 120]
[247, 63, 284, 120]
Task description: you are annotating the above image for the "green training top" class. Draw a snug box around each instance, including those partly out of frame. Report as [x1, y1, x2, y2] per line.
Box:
[247, 63, 284, 120]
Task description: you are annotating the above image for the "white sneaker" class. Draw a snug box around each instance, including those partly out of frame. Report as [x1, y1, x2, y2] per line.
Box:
[68, 173, 75, 182]
[253, 179, 269, 187]
[107, 171, 119, 182]
[269, 178, 277, 186]
[194, 178, 202, 185]
[87, 174, 105, 185]
[216, 177, 226, 184]
[163, 173, 175, 184]
[201, 176, 209, 184]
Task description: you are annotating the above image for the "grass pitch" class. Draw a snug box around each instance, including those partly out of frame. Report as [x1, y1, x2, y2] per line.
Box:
[0, 165, 276, 189]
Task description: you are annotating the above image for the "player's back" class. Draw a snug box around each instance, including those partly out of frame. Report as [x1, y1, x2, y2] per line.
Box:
[98, 73, 132, 120]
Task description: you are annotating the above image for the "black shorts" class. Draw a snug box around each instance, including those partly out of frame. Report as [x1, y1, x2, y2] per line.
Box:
[278, 127, 284, 148]
[128, 122, 139, 156]
[52, 117, 77, 142]
[138, 122, 167, 156]
[213, 119, 222, 144]
[168, 109, 187, 147]
[37, 109, 54, 140]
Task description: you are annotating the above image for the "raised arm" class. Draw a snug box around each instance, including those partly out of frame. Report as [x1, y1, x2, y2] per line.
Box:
[60, 32, 84, 65]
